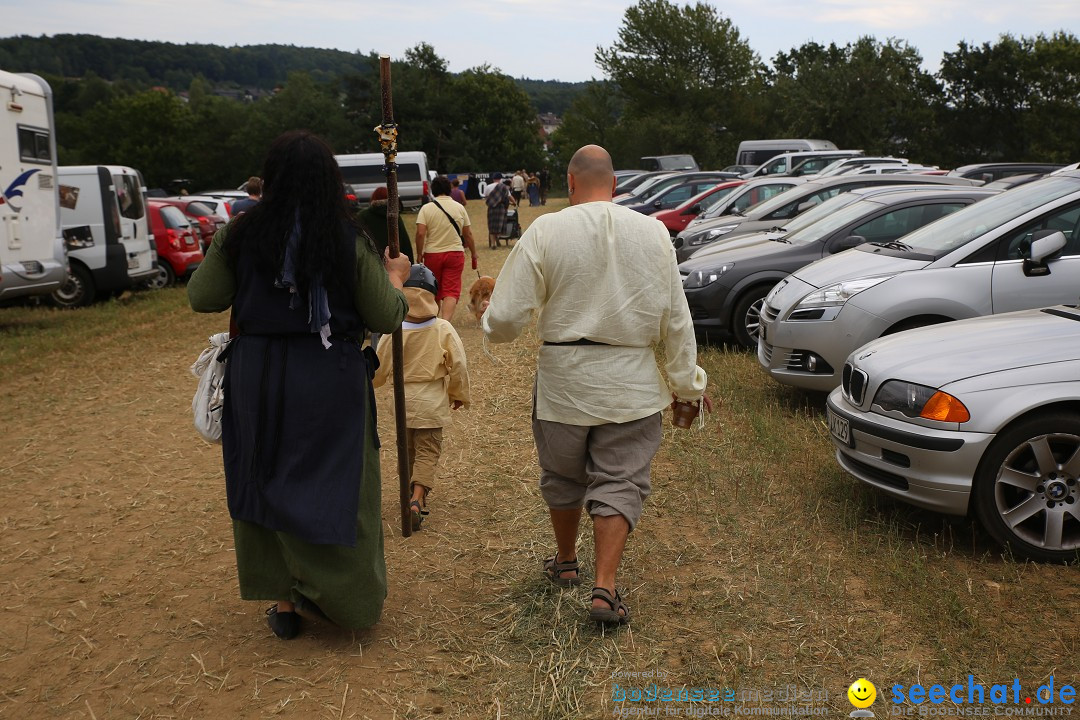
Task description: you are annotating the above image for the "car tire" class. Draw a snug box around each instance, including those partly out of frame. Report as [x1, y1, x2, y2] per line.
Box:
[973, 412, 1080, 562]
[48, 264, 95, 308]
[731, 286, 771, 350]
[146, 263, 175, 290]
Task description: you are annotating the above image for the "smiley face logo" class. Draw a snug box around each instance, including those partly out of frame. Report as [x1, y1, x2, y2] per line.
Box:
[848, 678, 876, 709]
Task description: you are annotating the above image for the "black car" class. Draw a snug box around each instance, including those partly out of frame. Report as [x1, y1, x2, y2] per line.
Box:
[680, 185, 998, 348]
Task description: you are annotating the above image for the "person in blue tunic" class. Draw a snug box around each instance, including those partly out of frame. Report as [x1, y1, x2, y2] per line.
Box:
[188, 130, 410, 639]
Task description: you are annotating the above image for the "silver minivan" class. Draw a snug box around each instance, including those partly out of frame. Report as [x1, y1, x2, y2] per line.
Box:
[757, 171, 1080, 392]
[335, 151, 431, 209]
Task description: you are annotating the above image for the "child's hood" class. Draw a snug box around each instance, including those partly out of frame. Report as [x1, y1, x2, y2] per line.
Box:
[403, 286, 438, 321]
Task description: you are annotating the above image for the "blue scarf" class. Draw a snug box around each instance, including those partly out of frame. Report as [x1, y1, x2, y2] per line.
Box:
[276, 211, 332, 348]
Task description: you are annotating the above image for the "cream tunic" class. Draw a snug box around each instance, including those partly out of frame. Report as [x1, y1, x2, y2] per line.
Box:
[483, 200, 707, 426]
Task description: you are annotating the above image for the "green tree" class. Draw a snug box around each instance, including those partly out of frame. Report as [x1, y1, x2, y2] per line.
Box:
[938, 32, 1080, 164]
[549, 81, 627, 168]
[450, 66, 544, 171]
[769, 37, 941, 161]
[595, 0, 764, 167]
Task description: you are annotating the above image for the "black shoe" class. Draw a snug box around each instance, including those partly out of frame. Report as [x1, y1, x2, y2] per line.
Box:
[296, 595, 332, 623]
[266, 605, 301, 639]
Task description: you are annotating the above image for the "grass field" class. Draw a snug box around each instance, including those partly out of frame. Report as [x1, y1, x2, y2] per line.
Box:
[0, 197, 1076, 719]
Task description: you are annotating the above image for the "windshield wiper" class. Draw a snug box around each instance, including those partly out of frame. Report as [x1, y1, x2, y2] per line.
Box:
[769, 236, 791, 244]
[728, 208, 744, 217]
[872, 240, 912, 251]
[767, 225, 788, 233]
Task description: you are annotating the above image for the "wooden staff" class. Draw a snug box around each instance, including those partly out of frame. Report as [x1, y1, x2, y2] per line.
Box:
[376, 54, 412, 538]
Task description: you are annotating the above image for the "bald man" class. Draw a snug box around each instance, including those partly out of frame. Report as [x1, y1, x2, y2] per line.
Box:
[482, 145, 709, 625]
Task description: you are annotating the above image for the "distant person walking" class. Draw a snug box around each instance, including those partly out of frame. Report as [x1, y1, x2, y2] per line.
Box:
[187, 130, 410, 640]
[511, 170, 526, 207]
[539, 168, 550, 205]
[526, 172, 540, 206]
[450, 178, 468, 207]
[415, 175, 478, 320]
[230, 177, 262, 215]
[485, 172, 514, 249]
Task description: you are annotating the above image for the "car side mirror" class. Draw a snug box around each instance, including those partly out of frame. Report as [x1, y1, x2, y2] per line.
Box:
[832, 235, 865, 253]
[1023, 229, 1067, 276]
[797, 201, 816, 214]
[689, 203, 701, 214]
[653, 200, 663, 208]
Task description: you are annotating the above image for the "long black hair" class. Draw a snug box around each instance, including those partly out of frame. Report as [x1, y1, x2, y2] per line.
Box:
[225, 130, 361, 294]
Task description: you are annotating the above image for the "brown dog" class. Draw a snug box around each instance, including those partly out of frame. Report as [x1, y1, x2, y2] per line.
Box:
[467, 276, 496, 322]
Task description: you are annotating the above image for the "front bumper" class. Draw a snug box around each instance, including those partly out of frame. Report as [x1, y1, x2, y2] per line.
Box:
[757, 301, 887, 392]
[683, 281, 735, 335]
[826, 389, 992, 516]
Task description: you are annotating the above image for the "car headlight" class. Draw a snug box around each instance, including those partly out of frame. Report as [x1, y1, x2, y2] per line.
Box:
[683, 263, 734, 289]
[874, 381, 970, 422]
[794, 275, 894, 311]
[689, 225, 738, 246]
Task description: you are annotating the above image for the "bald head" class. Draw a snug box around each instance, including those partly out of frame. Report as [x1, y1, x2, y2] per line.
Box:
[567, 145, 615, 204]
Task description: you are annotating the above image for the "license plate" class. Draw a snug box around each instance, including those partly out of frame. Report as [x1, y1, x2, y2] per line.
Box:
[827, 408, 850, 446]
[759, 321, 767, 345]
[127, 257, 138, 269]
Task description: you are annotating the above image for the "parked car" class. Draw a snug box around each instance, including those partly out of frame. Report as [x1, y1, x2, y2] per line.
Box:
[615, 170, 670, 196]
[624, 177, 734, 214]
[185, 195, 233, 222]
[652, 181, 745, 236]
[146, 200, 203, 287]
[826, 305, 1080, 561]
[735, 139, 838, 167]
[748, 150, 863, 178]
[757, 170, 1080, 392]
[155, 197, 227, 252]
[814, 157, 909, 177]
[613, 172, 676, 203]
[948, 163, 1067, 183]
[617, 171, 734, 206]
[640, 154, 699, 171]
[682, 185, 996, 348]
[674, 174, 981, 263]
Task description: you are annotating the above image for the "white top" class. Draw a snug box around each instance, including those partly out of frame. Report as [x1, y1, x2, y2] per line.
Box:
[483, 200, 707, 425]
[511, 174, 526, 192]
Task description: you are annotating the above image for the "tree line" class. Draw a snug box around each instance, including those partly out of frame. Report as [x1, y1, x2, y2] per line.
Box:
[552, 0, 1080, 171]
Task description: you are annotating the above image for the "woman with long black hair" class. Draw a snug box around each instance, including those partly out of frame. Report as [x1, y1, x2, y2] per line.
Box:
[188, 130, 410, 639]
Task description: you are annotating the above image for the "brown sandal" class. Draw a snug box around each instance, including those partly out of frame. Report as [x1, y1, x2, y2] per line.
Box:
[589, 587, 631, 625]
[543, 554, 581, 587]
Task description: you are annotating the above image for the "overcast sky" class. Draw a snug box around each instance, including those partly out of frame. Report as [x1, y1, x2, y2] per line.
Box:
[3, 0, 1079, 82]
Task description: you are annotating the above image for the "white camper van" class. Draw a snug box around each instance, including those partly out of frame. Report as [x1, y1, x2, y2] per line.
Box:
[0, 70, 66, 301]
[53, 165, 156, 307]
[335, 151, 431, 209]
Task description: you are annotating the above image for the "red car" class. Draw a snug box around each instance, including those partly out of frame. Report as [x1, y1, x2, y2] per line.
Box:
[147, 200, 204, 287]
[156, 197, 227, 252]
[652, 180, 745, 236]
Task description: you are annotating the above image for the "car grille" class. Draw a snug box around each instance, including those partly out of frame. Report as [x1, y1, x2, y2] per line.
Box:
[785, 350, 808, 370]
[762, 303, 780, 323]
[842, 454, 909, 491]
[842, 363, 868, 405]
[761, 342, 773, 364]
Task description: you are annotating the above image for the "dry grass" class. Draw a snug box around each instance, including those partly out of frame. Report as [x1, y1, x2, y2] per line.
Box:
[0, 197, 1076, 719]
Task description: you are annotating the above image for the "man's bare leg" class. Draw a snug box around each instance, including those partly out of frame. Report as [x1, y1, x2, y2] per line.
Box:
[549, 508, 582, 581]
[591, 513, 629, 615]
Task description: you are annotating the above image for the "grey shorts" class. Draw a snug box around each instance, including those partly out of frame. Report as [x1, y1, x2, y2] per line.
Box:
[532, 411, 662, 531]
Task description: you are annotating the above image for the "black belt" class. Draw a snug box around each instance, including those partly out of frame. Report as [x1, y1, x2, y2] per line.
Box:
[543, 339, 611, 346]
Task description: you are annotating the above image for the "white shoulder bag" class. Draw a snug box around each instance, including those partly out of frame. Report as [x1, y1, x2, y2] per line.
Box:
[191, 332, 231, 443]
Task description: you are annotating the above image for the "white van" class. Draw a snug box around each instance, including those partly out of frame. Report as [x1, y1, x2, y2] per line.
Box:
[0, 70, 66, 302]
[736, 139, 838, 168]
[53, 165, 156, 307]
[335, 151, 431, 209]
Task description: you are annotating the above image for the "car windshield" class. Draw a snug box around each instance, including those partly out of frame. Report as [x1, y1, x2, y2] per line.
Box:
[742, 182, 826, 219]
[786, 198, 885, 246]
[185, 201, 215, 217]
[694, 186, 737, 213]
[773, 192, 864, 235]
[625, 174, 673, 199]
[699, 184, 779, 220]
[899, 176, 1080, 256]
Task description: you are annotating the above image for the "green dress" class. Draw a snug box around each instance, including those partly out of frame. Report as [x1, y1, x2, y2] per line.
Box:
[356, 201, 414, 261]
[188, 228, 407, 629]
